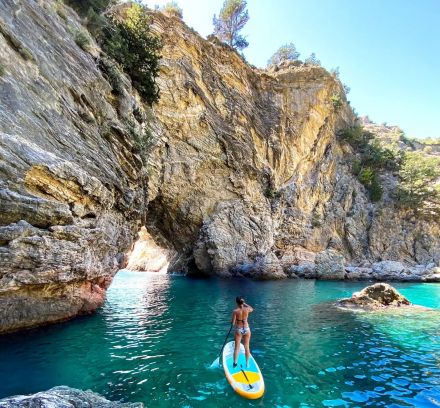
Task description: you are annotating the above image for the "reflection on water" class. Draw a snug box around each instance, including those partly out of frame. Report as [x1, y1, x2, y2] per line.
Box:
[0, 272, 439, 407]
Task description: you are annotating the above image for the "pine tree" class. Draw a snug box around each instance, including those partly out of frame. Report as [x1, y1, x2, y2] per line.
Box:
[304, 52, 321, 66]
[162, 1, 183, 18]
[213, 0, 249, 50]
[267, 43, 300, 66]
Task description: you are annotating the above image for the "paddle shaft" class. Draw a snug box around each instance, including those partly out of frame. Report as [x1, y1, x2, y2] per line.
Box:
[218, 324, 233, 362]
[240, 366, 254, 389]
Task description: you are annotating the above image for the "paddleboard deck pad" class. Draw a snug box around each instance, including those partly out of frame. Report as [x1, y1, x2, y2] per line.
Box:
[222, 341, 265, 399]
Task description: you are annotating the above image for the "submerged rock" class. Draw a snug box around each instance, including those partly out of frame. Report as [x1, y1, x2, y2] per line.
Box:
[338, 283, 412, 310]
[0, 386, 143, 407]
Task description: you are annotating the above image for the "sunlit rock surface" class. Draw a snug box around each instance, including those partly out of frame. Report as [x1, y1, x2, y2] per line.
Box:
[147, 12, 439, 277]
[0, 0, 152, 332]
[126, 227, 175, 272]
[338, 283, 414, 310]
[0, 386, 143, 408]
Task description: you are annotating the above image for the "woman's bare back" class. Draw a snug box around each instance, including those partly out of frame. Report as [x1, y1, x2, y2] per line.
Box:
[233, 304, 253, 328]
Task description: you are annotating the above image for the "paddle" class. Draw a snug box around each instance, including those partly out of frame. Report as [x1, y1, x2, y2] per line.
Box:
[240, 365, 253, 389]
[210, 324, 233, 368]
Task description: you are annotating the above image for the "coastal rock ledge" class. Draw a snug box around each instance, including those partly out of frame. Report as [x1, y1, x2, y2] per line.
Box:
[0, 386, 143, 408]
[337, 283, 412, 310]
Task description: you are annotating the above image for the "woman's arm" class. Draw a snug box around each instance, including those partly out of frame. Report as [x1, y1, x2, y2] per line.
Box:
[244, 303, 254, 312]
[231, 310, 236, 325]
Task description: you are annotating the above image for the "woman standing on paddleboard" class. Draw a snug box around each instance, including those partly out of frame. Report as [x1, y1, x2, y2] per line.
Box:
[231, 296, 253, 368]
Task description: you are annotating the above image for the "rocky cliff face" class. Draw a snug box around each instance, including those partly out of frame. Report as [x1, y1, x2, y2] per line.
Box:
[147, 12, 439, 278]
[0, 0, 153, 332]
[0, 1, 438, 332]
[147, 13, 356, 276]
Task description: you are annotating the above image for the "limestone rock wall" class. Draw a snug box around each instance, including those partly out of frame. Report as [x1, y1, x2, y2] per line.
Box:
[147, 13, 361, 275]
[0, 0, 154, 332]
[147, 12, 439, 277]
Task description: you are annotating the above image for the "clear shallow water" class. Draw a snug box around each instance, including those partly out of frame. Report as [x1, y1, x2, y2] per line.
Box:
[0, 271, 440, 407]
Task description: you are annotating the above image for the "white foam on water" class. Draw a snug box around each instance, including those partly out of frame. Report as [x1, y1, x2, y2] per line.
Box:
[209, 357, 220, 369]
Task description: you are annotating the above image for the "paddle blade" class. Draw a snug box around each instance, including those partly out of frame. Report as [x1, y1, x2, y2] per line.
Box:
[209, 357, 220, 369]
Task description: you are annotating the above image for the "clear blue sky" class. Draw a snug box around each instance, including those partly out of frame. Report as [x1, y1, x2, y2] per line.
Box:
[146, 0, 440, 139]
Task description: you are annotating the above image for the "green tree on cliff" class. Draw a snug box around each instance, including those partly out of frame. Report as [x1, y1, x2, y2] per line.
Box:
[103, 4, 162, 105]
[161, 1, 183, 18]
[397, 151, 440, 217]
[213, 0, 249, 50]
[267, 43, 300, 66]
[304, 52, 321, 66]
[66, 0, 116, 16]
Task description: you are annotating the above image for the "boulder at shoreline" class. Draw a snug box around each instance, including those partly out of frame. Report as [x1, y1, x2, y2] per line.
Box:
[0, 386, 143, 408]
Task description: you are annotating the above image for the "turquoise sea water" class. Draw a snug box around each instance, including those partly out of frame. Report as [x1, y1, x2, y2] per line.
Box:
[0, 271, 439, 407]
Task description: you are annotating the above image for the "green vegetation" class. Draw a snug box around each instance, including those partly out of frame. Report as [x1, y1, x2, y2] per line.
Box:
[18, 47, 34, 61]
[341, 125, 440, 212]
[213, 0, 249, 50]
[74, 29, 92, 51]
[357, 167, 383, 202]
[66, 1, 161, 106]
[339, 125, 402, 202]
[304, 53, 321, 66]
[330, 94, 343, 110]
[55, 2, 68, 21]
[311, 210, 322, 228]
[330, 67, 340, 78]
[99, 57, 124, 94]
[417, 137, 440, 145]
[423, 145, 433, 154]
[126, 119, 152, 156]
[0, 65, 5, 76]
[396, 151, 440, 218]
[102, 4, 161, 105]
[65, 0, 114, 16]
[396, 132, 440, 149]
[342, 127, 403, 170]
[162, 2, 183, 18]
[267, 43, 300, 66]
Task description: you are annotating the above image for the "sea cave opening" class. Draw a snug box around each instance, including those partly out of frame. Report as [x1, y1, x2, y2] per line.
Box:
[125, 226, 173, 274]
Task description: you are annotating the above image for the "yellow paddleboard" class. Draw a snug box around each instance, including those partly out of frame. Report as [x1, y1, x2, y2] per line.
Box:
[222, 341, 265, 399]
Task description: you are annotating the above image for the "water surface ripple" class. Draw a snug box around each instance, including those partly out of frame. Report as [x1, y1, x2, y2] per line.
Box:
[0, 271, 439, 407]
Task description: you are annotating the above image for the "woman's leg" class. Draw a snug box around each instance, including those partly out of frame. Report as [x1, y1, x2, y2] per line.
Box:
[233, 330, 242, 366]
[243, 330, 251, 367]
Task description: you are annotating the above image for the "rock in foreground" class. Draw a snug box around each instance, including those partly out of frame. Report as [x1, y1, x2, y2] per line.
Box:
[338, 283, 412, 310]
[0, 386, 143, 408]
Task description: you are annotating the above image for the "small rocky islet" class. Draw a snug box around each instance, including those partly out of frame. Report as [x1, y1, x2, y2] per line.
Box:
[337, 282, 422, 311]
